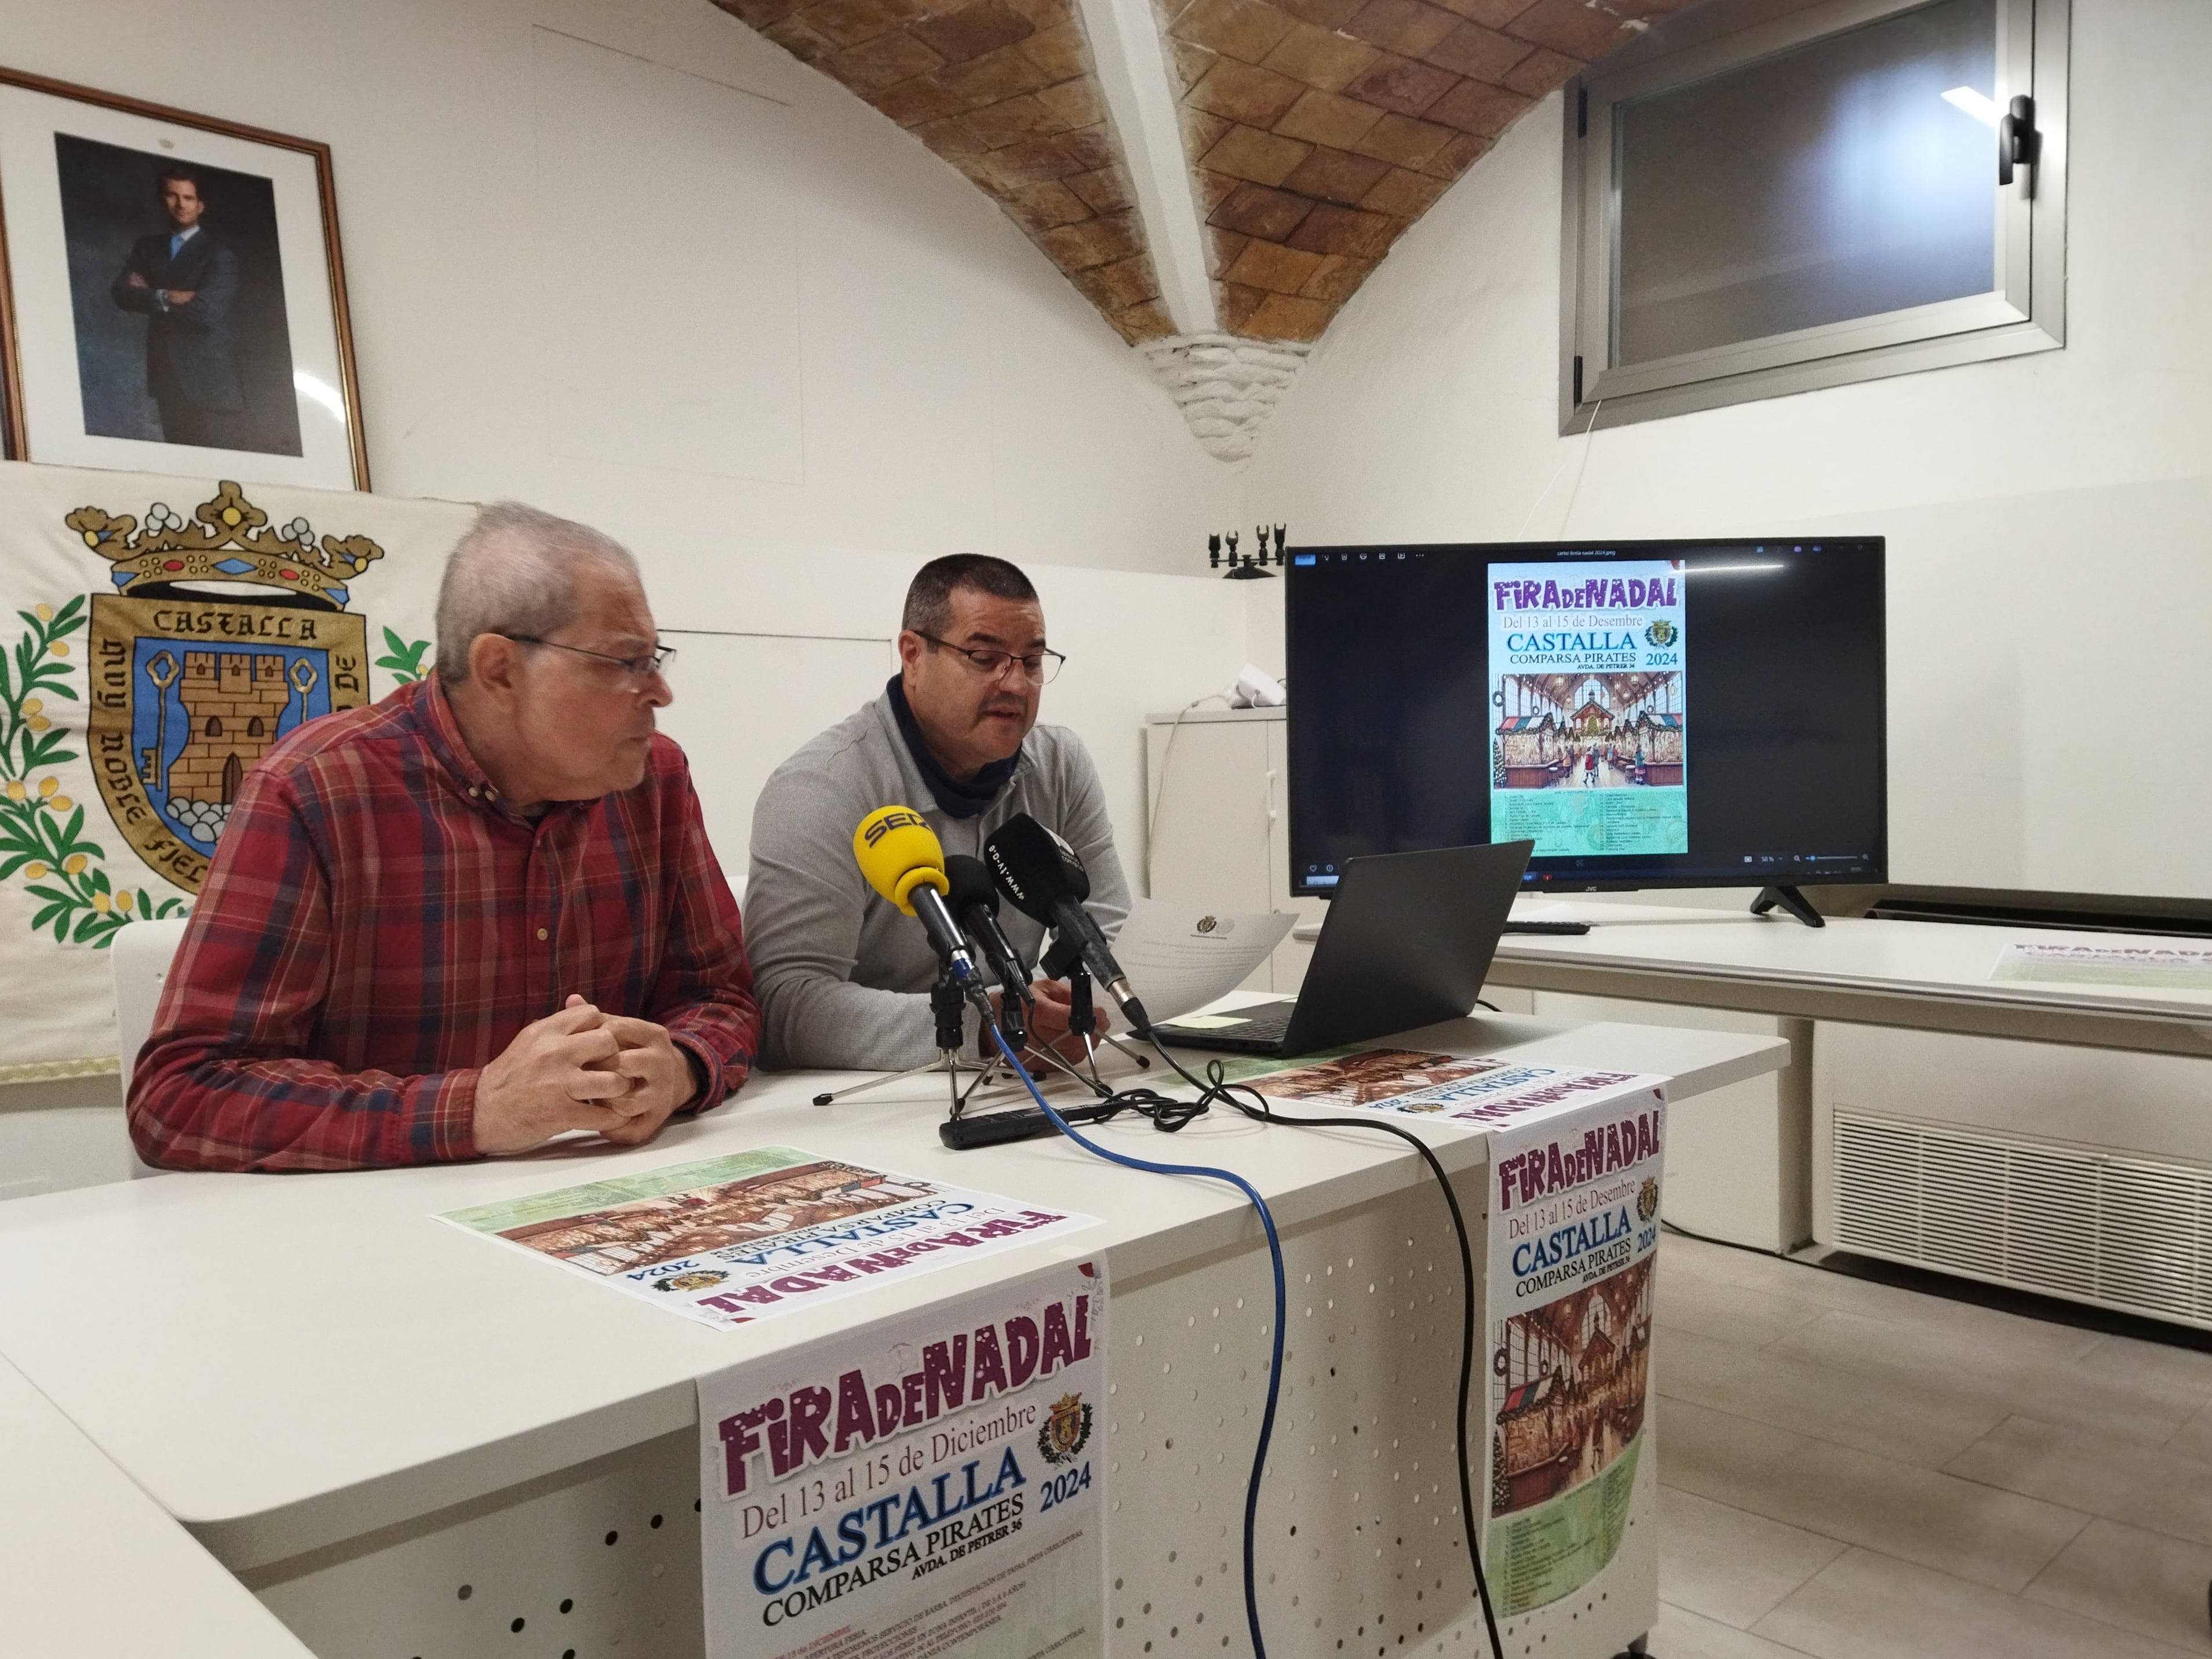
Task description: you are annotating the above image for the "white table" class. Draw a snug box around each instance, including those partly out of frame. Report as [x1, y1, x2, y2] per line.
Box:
[0, 1352, 314, 1657]
[1480, 906, 2212, 1335]
[0, 1012, 1783, 1659]
[1486, 908, 2212, 1056]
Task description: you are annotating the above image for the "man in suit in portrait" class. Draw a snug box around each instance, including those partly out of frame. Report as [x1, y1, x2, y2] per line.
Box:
[110, 164, 247, 449]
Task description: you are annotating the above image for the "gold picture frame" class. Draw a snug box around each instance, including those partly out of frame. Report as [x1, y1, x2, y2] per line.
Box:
[0, 64, 367, 490]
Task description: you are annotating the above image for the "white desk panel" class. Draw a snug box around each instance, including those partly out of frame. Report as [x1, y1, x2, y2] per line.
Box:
[0, 1013, 1779, 1574]
[1489, 912, 2212, 1053]
[0, 1354, 312, 1658]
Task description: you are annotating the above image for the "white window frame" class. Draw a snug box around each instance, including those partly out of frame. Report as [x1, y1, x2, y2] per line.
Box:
[1559, 0, 2068, 431]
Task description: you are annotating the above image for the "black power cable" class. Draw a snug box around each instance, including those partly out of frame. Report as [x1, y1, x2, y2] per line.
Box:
[979, 1024, 1507, 1657]
[979, 1024, 1288, 1659]
[1141, 1041, 1509, 1659]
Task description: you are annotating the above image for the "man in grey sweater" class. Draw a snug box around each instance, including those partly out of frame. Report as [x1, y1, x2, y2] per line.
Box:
[747, 555, 1131, 1071]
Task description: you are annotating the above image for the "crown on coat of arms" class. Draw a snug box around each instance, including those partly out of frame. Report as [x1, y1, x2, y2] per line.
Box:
[67, 480, 385, 611]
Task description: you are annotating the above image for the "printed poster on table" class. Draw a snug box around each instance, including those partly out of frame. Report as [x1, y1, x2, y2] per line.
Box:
[1991, 940, 2212, 992]
[439, 1147, 1098, 1329]
[1247, 1048, 1666, 1130]
[1485, 1074, 1667, 1618]
[699, 1257, 1107, 1659]
[1489, 560, 1687, 858]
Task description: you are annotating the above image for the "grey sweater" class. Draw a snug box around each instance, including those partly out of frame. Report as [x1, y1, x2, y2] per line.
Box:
[746, 691, 1132, 1071]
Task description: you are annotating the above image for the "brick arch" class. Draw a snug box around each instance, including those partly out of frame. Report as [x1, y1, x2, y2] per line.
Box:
[714, 0, 1175, 344]
[1174, 0, 1693, 342]
[712, 0, 1694, 442]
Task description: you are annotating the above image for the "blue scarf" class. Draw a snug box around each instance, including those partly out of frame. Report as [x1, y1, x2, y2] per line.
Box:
[886, 677, 1021, 819]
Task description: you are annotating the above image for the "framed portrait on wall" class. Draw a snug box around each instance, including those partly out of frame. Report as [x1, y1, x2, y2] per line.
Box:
[0, 65, 366, 490]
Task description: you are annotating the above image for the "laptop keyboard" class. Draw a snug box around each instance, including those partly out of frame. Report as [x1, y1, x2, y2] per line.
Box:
[1163, 1009, 1291, 1046]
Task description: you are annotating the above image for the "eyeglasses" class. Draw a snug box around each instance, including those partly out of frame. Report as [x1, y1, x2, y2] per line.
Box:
[502, 635, 676, 685]
[916, 633, 1066, 685]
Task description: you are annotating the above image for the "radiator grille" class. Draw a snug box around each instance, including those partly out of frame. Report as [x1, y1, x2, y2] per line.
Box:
[1831, 1109, 2212, 1328]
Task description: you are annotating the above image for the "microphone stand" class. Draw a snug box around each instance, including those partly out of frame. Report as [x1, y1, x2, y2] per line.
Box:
[1065, 961, 1104, 1086]
[808, 965, 1009, 1113]
[1040, 936, 1151, 1078]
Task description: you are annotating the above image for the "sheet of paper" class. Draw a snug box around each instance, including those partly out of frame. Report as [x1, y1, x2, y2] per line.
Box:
[1111, 897, 1296, 1022]
[699, 1256, 1107, 1659]
[440, 1147, 1099, 1329]
[1245, 1047, 1670, 1130]
[1991, 940, 2212, 992]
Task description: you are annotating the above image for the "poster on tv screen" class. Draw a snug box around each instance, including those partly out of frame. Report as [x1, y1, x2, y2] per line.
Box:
[1488, 561, 1686, 859]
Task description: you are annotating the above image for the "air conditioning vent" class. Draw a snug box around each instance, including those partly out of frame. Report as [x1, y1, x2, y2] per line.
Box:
[1831, 1109, 2212, 1328]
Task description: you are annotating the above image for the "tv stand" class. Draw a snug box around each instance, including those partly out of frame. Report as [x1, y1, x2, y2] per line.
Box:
[1750, 884, 1825, 928]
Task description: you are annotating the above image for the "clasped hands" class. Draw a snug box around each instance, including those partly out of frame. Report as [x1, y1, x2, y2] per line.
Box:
[473, 994, 694, 1155]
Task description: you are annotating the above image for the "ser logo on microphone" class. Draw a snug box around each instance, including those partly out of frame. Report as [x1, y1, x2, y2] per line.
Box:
[861, 809, 928, 847]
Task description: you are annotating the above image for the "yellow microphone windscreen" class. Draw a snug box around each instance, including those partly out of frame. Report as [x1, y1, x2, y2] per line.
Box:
[852, 806, 950, 917]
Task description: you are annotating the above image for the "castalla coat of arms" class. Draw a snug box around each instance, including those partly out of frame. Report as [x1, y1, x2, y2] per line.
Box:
[1037, 1391, 1093, 1465]
[73, 480, 388, 895]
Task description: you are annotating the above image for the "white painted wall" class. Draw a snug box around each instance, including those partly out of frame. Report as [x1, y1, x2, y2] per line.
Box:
[654, 546, 1254, 896]
[0, 0, 1236, 577]
[0, 0, 1259, 1179]
[1243, 1, 2212, 902]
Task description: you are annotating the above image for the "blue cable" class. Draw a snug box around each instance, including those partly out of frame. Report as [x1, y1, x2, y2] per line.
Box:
[982, 1021, 1287, 1659]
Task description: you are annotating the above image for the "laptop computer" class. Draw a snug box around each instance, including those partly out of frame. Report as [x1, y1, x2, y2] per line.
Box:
[1149, 840, 1535, 1056]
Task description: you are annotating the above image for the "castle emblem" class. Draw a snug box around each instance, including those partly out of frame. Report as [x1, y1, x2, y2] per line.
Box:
[1636, 1176, 1660, 1224]
[75, 482, 384, 894]
[1037, 1391, 1093, 1464]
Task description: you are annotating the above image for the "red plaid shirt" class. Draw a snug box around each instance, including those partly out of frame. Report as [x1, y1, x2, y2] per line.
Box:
[130, 677, 759, 1172]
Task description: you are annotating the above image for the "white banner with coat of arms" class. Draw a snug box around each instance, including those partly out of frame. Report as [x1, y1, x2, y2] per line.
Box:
[0, 460, 473, 1081]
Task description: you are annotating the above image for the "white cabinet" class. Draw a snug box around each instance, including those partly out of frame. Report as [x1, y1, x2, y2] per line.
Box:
[1143, 707, 1322, 994]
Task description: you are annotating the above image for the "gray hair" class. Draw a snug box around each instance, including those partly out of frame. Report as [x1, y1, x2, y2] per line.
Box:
[434, 502, 641, 684]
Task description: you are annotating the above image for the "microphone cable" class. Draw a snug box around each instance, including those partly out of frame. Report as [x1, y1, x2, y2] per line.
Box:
[978, 1021, 1288, 1659]
[1142, 1040, 1508, 1659]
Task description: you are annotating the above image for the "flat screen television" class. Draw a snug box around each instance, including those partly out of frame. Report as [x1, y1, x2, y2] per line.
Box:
[1284, 538, 1886, 906]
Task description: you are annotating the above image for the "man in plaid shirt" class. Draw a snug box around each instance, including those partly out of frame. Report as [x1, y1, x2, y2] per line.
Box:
[129, 504, 759, 1172]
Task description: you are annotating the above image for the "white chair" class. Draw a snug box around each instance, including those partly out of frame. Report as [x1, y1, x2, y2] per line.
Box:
[111, 918, 190, 1179]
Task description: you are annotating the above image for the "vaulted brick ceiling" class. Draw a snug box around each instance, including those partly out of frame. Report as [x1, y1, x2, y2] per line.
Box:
[1174, 0, 1682, 341]
[717, 0, 1174, 344]
[712, 0, 1692, 446]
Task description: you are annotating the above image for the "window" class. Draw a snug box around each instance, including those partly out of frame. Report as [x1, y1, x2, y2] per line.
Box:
[1561, 0, 2067, 429]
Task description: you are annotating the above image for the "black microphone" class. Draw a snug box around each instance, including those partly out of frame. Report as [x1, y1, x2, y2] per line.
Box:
[945, 854, 1032, 1044]
[983, 814, 1151, 1034]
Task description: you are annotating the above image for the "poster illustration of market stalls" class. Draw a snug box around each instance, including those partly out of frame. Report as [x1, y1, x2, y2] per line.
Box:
[1492, 673, 1683, 793]
[1492, 1257, 1653, 1514]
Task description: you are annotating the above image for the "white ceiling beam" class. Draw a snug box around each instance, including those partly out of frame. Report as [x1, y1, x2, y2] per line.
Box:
[1074, 0, 1217, 334]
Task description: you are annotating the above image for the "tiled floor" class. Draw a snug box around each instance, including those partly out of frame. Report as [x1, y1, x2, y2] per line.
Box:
[1650, 1234, 2212, 1657]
